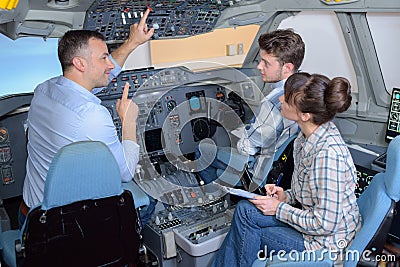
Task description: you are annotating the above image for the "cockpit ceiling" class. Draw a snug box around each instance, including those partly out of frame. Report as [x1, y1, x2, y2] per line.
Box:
[1, 0, 399, 40]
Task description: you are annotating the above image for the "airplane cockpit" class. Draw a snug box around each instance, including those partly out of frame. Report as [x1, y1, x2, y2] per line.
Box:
[0, 0, 399, 266]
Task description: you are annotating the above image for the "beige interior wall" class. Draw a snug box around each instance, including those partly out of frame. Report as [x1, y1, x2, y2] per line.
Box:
[150, 25, 259, 70]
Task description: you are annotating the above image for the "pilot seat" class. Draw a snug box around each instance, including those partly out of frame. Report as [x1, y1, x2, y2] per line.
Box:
[1, 141, 143, 267]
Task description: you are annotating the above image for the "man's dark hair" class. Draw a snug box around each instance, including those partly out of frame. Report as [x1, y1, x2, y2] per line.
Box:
[258, 29, 305, 72]
[58, 30, 105, 72]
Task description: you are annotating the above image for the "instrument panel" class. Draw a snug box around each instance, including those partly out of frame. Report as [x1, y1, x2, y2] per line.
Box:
[97, 66, 261, 209]
[98, 67, 259, 161]
[0, 127, 13, 185]
[84, 0, 239, 42]
[0, 95, 31, 200]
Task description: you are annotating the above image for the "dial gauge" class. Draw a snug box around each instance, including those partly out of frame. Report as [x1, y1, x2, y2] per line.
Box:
[0, 147, 11, 163]
[166, 100, 177, 111]
[0, 128, 9, 143]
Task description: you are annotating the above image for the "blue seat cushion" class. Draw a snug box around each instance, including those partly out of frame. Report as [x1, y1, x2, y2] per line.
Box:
[122, 180, 150, 208]
[42, 141, 123, 210]
[384, 136, 400, 202]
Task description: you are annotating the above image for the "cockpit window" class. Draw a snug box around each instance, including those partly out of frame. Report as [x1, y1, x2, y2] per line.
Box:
[0, 35, 61, 97]
[368, 12, 400, 94]
[0, 24, 258, 98]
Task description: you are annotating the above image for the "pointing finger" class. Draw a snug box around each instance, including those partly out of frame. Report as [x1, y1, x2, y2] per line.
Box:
[139, 8, 151, 28]
[122, 82, 130, 100]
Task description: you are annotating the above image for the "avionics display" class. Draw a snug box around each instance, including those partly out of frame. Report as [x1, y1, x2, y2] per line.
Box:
[144, 128, 163, 153]
[385, 87, 400, 142]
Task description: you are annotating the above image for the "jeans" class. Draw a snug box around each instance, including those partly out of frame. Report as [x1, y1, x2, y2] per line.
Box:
[139, 196, 157, 226]
[195, 144, 229, 184]
[211, 200, 305, 267]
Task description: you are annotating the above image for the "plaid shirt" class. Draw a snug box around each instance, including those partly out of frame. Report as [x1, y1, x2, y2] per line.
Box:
[237, 80, 297, 156]
[236, 81, 297, 181]
[276, 121, 361, 254]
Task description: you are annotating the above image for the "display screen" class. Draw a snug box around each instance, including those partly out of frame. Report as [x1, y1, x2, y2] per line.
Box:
[186, 90, 205, 114]
[385, 88, 400, 142]
[144, 128, 163, 153]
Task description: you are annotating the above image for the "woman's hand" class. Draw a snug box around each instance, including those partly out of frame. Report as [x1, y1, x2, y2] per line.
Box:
[249, 195, 281, 216]
[265, 184, 286, 202]
[248, 184, 287, 215]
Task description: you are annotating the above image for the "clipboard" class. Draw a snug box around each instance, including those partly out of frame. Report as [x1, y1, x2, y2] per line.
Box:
[214, 183, 261, 199]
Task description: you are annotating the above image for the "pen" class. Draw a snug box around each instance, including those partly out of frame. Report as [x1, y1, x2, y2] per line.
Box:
[275, 172, 284, 187]
[271, 173, 283, 197]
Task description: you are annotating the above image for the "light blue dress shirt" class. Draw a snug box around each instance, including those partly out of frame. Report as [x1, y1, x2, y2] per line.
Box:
[23, 57, 139, 208]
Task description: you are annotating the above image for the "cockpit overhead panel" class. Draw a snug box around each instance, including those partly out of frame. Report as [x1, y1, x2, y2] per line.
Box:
[83, 0, 239, 42]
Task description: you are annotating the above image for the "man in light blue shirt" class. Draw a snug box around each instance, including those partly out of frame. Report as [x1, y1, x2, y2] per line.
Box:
[21, 10, 154, 224]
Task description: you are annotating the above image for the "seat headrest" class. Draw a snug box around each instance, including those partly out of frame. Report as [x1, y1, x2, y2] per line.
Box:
[42, 141, 123, 210]
[384, 135, 400, 202]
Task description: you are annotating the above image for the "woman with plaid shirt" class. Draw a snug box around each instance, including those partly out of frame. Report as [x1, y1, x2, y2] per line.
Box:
[212, 72, 361, 267]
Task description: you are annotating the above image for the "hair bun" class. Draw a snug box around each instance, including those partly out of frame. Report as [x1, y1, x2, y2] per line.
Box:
[325, 77, 352, 114]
